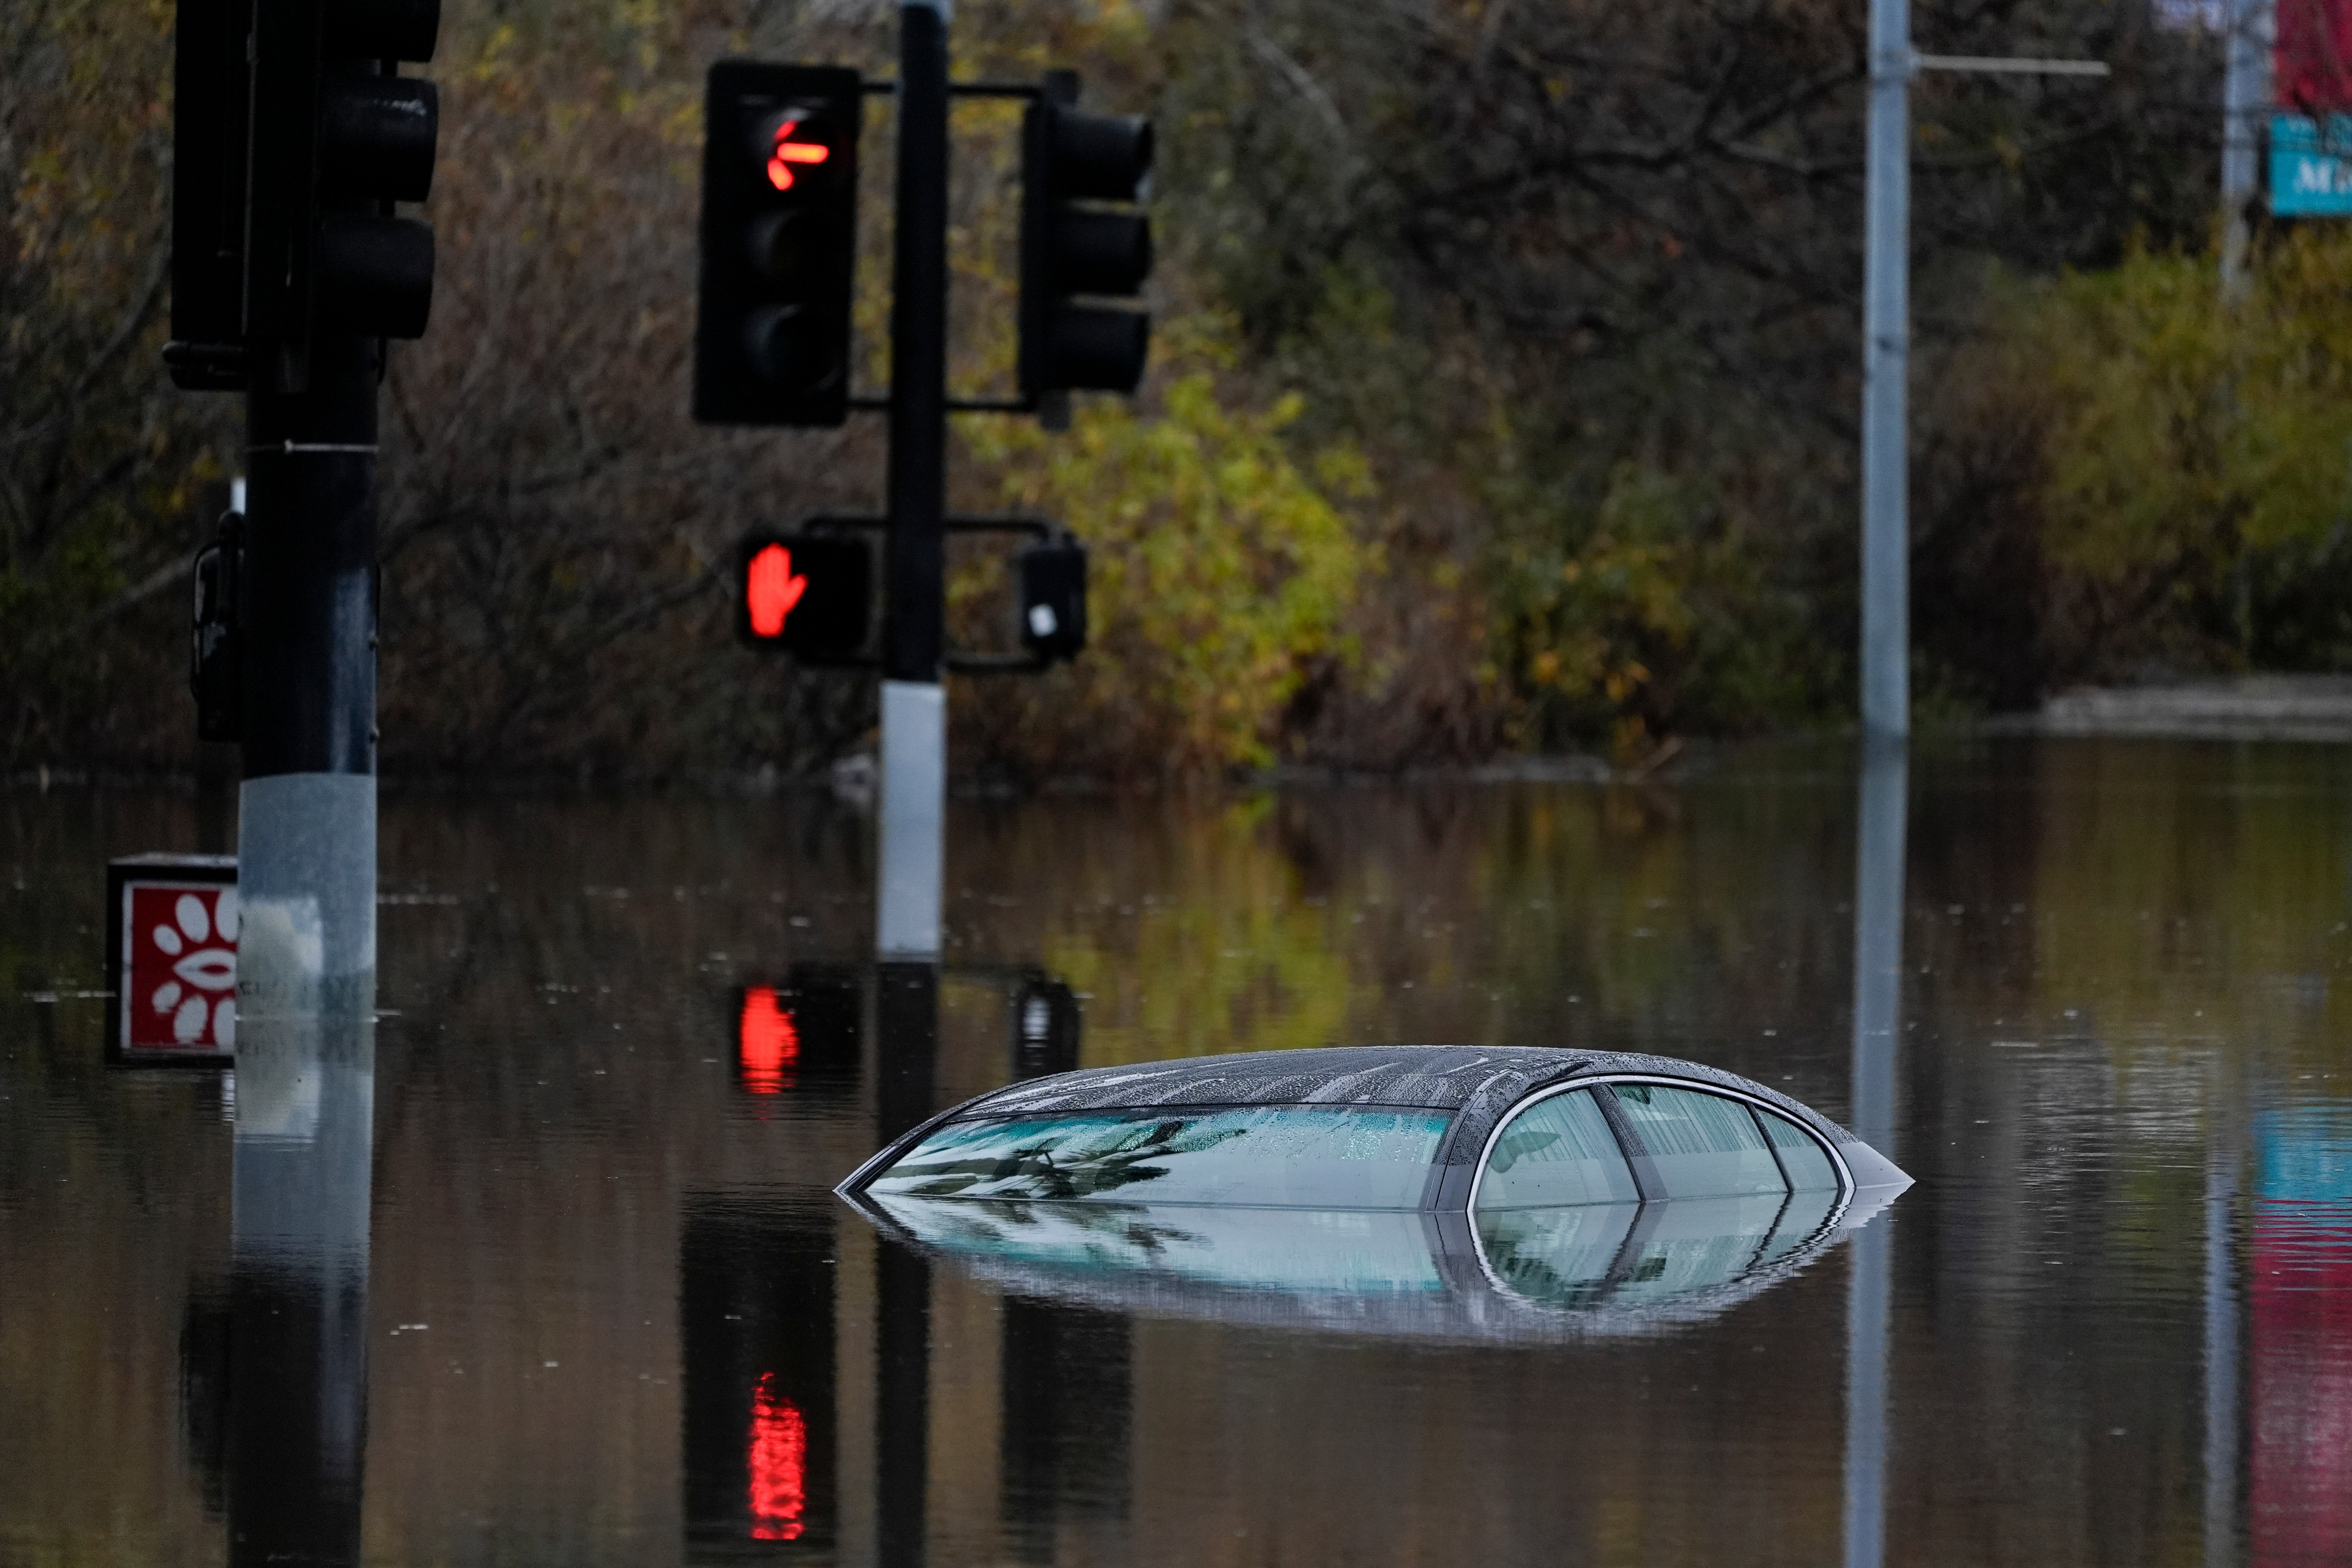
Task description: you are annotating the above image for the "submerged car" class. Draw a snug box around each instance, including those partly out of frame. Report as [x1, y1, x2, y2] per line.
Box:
[837, 1046, 1910, 1338]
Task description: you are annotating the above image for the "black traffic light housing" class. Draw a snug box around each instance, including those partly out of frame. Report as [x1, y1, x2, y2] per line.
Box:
[169, 0, 440, 391]
[169, 0, 253, 389]
[1019, 71, 1154, 404]
[1016, 536, 1087, 663]
[696, 62, 863, 427]
[735, 529, 874, 662]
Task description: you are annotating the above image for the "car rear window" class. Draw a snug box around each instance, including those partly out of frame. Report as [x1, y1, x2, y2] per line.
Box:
[1475, 1089, 1642, 1210]
[1608, 1083, 1789, 1198]
[1756, 1107, 1842, 1191]
[866, 1106, 1453, 1209]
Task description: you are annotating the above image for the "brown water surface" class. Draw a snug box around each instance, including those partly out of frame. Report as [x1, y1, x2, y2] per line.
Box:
[2, 737, 2347, 1566]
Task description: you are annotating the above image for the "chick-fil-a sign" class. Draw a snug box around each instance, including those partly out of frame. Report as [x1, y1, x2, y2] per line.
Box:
[107, 854, 237, 1064]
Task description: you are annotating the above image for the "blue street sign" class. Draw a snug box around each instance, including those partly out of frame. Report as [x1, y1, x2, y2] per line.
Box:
[2271, 114, 2352, 216]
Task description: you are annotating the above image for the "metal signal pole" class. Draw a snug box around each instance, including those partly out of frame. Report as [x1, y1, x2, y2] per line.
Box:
[1860, 0, 1912, 743]
[1859, 41, 2107, 741]
[238, 333, 380, 1027]
[877, 0, 951, 960]
[2221, 0, 2272, 296]
[873, 8, 947, 1541]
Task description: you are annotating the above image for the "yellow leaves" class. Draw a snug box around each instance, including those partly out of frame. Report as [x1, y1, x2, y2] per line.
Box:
[1508, 463, 1701, 721]
[961, 319, 1374, 773]
[469, 22, 520, 86]
[2027, 229, 2352, 588]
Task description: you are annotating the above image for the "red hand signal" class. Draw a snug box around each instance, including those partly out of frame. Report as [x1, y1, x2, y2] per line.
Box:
[767, 122, 831, 190]
[746, 544, 809, 637]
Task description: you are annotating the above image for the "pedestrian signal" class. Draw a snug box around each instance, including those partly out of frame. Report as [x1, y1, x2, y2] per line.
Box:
[734, 531, 872, 661]
[1015, 537, 1087, 663]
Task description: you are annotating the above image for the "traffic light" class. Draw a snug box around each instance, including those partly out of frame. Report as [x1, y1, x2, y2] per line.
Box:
[1015, 535, 1086, 663]
[735, 530, 873, 662]
[696, 63, 863, 427]
[170, 0, 439, 389]
[1019, 72, 1154, 402]
[168, 0, 252, 390]
[241, 0, 440, 383]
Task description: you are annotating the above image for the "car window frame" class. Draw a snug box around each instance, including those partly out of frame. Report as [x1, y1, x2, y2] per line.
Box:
[1466, 1074, 1856, 1214]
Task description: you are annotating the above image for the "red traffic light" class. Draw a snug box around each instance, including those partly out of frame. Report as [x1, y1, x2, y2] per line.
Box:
[762, 114, 832, 191]
[696, 63, 862, 427]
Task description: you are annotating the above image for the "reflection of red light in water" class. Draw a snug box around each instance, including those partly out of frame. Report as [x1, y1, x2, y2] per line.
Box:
[748, 1372, 807, 1540]
[739, 986, 801, 1094]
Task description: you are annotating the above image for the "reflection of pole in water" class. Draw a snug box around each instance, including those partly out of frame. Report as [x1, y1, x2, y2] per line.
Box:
[227, 1001, 374, 1568]
[2203, 1122, 2240, 1568]
[998, 981, 1126, 1563]
[1000, 1302, 1131, 1564]
[680, 1201, 839, 1556]
[874, 959, 941, 1568]
[1844, 740, 1905, 1568]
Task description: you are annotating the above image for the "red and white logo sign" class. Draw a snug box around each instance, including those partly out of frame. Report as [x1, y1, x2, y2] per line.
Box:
[123, 883, 237, 1052]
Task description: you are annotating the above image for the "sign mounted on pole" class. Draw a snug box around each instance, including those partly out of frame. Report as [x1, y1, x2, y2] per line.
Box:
[107, 854, 238, 1065]
[2270, 114, 2352, 214]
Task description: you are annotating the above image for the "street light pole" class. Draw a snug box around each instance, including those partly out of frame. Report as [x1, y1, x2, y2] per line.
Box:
[1860, 0, 1912, 743]
[2221, 0, 2272, 296]
[1859, 43, 2109, 740]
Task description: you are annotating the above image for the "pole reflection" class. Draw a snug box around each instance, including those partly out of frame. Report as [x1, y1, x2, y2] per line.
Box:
[999, 1301, 1131, 1562]
[684, 962, 868, 1558]
[226, 998, 375, 1568]
[875, 960, 939, 1568]
[2204, 1117, 2240, 1568]
[1845, 739, 1904, 1568]
[997, 976, 1129, 1564]
[681, 1201, 840, 1557]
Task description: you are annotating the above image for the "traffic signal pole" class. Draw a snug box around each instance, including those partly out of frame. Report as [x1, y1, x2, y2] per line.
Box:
[694, 24, 1149, 958]
[878, 0, 951, 959]
[237, 333, 379, 1023]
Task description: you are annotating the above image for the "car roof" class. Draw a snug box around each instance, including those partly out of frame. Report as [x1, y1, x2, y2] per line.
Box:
[947, 1043, 1860, 1156]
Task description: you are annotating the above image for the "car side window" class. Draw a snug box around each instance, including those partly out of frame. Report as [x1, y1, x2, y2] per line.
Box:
[1608, 1084, 1787, 1198]
[1475, 1089, 1641, 1210]
[1755, 1107, 1841, 1192]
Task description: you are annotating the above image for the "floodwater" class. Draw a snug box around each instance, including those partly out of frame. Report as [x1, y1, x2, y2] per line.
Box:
[2, 737, 2348, 1567]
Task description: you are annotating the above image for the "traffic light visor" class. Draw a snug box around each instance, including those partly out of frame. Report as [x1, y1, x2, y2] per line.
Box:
[1051, 110, 1154, 201]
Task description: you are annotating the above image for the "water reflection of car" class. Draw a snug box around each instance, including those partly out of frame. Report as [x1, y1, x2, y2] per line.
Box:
[837, 1046, 1910, 1337]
